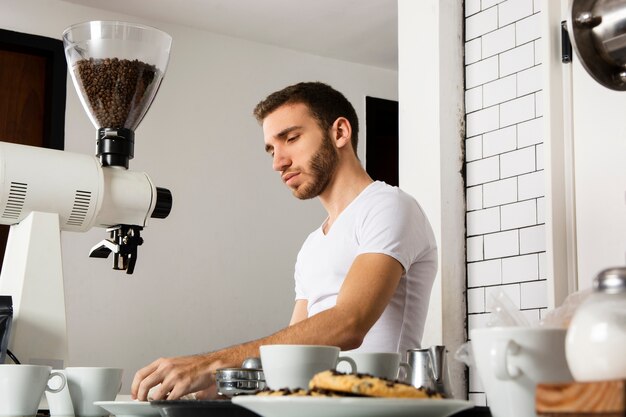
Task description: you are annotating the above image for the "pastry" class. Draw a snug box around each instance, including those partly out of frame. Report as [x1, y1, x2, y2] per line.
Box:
[308, 370, 442, 398]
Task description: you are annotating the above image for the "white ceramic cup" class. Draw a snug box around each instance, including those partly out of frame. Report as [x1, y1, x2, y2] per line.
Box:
[45, 369, 74, 417]
[0, 364, 65, 417]
[471, 327, 573, 417]
[260, 345, 357, 390]
[66, 367, 123, 417]
[337, 352, 412, 381]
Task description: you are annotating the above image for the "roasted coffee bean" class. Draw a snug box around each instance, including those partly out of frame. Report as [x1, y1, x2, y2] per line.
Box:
[74, 58, 160, 128]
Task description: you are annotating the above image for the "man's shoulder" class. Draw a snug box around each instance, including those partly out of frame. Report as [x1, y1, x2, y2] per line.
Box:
[360, 182, 421, 212]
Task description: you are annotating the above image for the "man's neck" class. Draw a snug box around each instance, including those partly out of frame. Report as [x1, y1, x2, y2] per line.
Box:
[319, 161, 373, 233]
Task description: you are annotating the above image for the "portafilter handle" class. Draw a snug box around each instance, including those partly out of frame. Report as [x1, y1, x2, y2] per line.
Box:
[89, 224, 144, 274]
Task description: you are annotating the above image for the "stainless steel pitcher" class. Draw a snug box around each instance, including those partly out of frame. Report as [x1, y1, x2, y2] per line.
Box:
[406, 345, 453, 398]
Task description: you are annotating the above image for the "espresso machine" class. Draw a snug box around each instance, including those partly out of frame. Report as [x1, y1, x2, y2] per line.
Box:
[0, 21, 173, 366]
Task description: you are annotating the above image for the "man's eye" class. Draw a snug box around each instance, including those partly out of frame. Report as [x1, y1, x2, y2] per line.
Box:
[287, 135, 299, 142]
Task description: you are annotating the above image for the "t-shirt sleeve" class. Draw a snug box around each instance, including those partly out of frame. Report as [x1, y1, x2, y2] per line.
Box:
[294, 263, 305, 300]
[355, 192, 434, 273]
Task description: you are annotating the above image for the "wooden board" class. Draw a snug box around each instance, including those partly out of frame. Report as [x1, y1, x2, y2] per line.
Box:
[536, 380, 625, 417]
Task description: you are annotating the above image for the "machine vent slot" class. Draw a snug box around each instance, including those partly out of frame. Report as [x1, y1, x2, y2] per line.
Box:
[2, 182, 27, 220]
[66, 190, 92, 227]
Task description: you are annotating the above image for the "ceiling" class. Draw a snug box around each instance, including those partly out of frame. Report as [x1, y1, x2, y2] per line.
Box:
[62, 0, 398, 71]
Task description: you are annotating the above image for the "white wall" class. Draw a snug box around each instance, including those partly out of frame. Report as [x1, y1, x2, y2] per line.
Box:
[570, 59, 626, 287]
[398, 0, 466, 399]
[0, 0, 397, 392]
[463, 0, 545, 405]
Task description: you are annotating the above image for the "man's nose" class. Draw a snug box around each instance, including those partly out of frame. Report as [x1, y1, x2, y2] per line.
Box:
[272, 148, 291, 172]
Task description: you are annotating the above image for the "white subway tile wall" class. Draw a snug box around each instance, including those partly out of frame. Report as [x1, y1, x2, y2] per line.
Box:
[467, 236, 484, 262]
[466, 186, 484, 211]
[483, 177, 517, 207]
[466, 86, 483, 112]
[466, 135, 483, 162]
[483, 75, 517, 108]
[533, 199, 545, 223]
[466, 155, 500, 187]
[465, 0, 481, 17]
[466, 38, 482, 65]
[482, 25, 516, 58]
[483, 125, 517, 157]
[466, 57, 500, 90]
[464, 0, 545, 403]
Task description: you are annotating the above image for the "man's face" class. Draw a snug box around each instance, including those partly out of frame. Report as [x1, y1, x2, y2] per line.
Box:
[263, 103, 338, 200]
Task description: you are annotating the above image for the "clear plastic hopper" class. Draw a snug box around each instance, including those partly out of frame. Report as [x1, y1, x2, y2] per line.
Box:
[62, 21, 172, 168]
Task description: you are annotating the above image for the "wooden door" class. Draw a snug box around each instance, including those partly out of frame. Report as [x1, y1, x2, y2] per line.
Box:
[0, 29, 66, 270]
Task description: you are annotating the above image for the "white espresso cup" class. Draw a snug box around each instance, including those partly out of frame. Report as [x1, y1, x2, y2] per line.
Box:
[0, 364, 65, 417]
[337, 352, 412, 381]
[66, 367, 123, 417]
[45, 369, 74, 417]
[471, 327, 573, 417]
[260, 345, 357, 390]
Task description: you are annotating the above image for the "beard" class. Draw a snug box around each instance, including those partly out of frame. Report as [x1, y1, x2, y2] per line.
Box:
[292, 130, 338, 200]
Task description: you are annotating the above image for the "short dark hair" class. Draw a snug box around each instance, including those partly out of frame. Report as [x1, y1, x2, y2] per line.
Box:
[253, 82, 360, 154]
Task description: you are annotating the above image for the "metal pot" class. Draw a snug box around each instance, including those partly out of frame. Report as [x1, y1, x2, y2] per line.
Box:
[406, 345, 453, 398]
[215, 358, 265, 397]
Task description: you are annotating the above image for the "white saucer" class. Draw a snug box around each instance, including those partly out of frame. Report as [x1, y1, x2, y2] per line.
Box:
[232, 396, 472, 417]
[94, 401, 161, 417]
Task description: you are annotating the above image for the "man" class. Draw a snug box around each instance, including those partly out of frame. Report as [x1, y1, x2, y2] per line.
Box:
[131, 82, 437, 400]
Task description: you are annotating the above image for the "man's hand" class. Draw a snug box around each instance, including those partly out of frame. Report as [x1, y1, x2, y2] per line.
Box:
[130, 354, 222, 400]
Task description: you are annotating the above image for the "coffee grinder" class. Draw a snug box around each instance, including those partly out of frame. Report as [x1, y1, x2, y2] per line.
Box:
[0, 21, 173, 366]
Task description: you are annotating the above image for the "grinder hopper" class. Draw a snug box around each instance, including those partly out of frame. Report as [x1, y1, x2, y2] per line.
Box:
[63, 21, 172, 168]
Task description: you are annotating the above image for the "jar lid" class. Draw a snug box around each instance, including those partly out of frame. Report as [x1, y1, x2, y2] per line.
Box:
[594, 267, 626, 294]
[215, 368, 264, 381]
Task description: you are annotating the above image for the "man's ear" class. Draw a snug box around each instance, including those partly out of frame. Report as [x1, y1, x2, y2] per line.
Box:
[332, 117, 352, 150]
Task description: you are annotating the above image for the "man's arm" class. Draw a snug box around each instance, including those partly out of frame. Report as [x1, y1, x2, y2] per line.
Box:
[131, 252, 403, 400]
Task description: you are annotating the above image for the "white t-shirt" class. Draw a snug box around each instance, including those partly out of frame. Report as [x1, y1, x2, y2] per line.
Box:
[294, 181, 437, 354]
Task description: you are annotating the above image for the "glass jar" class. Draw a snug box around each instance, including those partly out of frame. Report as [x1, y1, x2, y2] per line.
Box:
[565, 267, 626, 381]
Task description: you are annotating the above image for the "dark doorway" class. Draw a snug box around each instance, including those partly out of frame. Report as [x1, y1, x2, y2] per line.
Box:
[0, 28, 67, 269]
[365, 96, 399, 187]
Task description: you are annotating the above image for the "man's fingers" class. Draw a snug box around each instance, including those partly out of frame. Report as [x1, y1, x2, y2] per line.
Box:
[132, 358, 172, 400]
[130, 355, 214, 400]
[131, 360, 159, 399]
[138, 368, 175, 401]
[163, 371, 194, 400]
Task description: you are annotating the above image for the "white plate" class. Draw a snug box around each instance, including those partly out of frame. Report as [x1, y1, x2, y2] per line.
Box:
[93, 401, 161, 417]
[232, 396, 472, 417]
